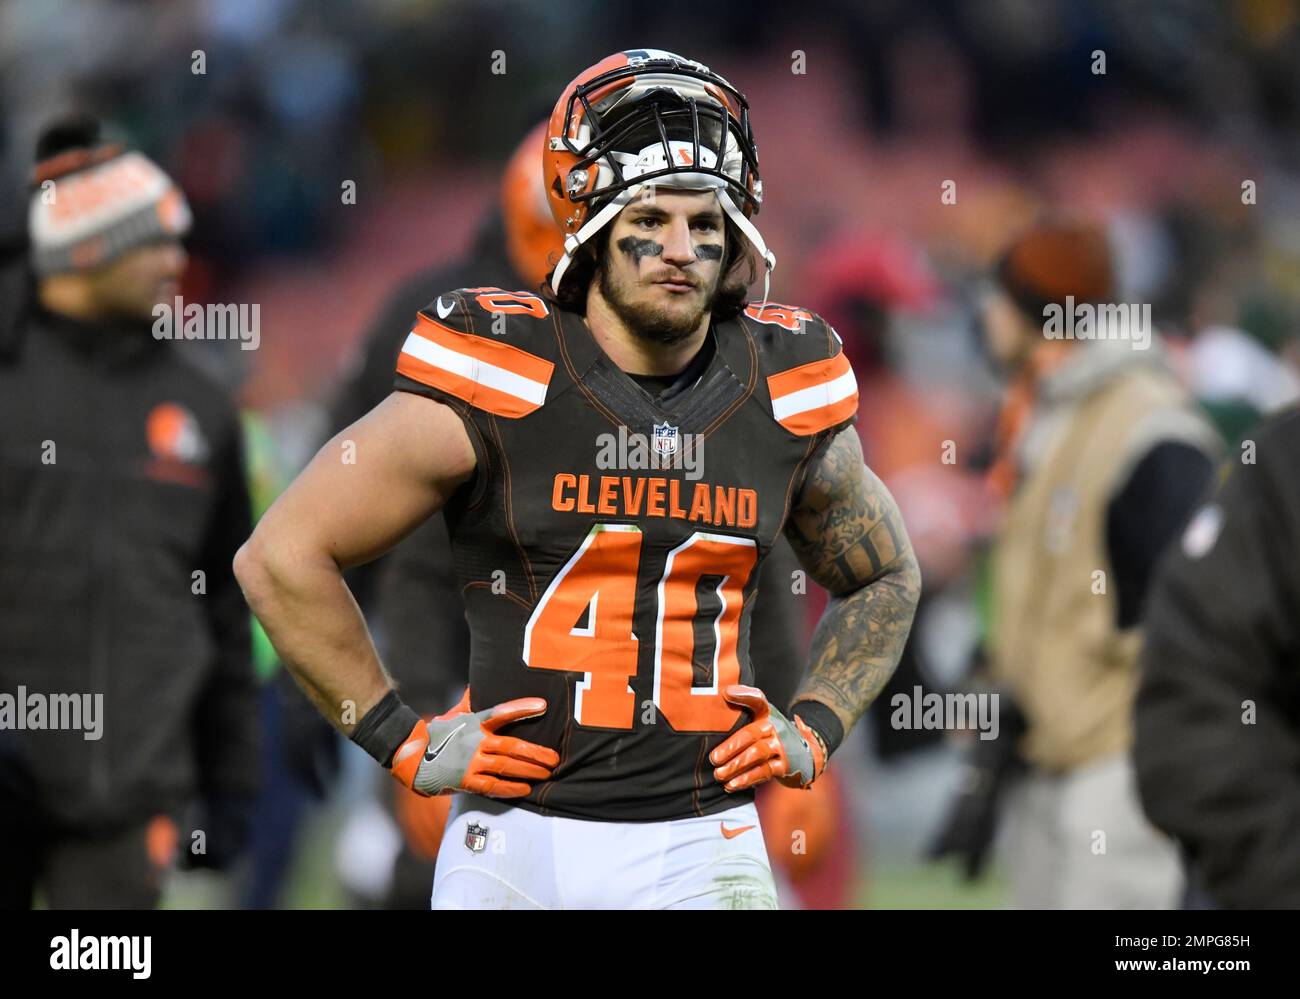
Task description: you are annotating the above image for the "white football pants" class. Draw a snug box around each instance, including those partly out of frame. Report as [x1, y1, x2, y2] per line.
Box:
[431, 795, 778, 909]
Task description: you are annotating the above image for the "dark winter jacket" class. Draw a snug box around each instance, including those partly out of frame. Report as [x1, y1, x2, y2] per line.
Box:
[1136, 404, 1300, 907]
[0, 258, 259, 831]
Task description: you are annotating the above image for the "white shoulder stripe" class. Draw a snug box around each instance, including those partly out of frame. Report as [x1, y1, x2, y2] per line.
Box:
[400, 331, 548, 406]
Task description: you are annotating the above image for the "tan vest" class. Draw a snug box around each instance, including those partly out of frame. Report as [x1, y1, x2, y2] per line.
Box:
[990, 361, 1213, 772]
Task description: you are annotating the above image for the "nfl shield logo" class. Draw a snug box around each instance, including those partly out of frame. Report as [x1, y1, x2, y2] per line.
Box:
[464, 821, 488, 854]
[653, 421, 679, 457]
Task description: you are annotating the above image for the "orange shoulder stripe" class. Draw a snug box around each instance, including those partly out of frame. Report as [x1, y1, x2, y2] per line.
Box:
[767, 351, 858, 435]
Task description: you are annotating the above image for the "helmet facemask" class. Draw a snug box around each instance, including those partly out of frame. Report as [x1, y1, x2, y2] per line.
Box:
[565, 85, 758, 219]
[548, 53, 776, 306]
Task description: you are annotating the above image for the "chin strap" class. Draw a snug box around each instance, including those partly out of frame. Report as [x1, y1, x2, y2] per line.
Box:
[550, 184, 777, 311]
[550, 183, 646, 296]
[716, 188, 776, 312]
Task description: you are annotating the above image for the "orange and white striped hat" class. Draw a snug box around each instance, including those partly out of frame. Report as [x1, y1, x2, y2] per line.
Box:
[29, 135, 191, 277]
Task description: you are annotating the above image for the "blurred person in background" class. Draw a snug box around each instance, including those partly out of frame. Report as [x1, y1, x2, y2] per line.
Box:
[1180, 278, 1300, 445]
[326, 121, 566, 909]
[802, 231, 992, 728]
[785, 232, 985, 904]
[978, 219, 1219, 908]
[0, 116, 259, 908]
[1135, 403, 1300, 908]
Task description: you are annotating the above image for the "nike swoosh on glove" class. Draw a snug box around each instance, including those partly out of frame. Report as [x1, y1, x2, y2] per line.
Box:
[389, 687, 559, 798]
[710, 685, 827, 791]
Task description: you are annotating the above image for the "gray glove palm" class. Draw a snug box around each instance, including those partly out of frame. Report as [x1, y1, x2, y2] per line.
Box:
[390, 689, 559, 798]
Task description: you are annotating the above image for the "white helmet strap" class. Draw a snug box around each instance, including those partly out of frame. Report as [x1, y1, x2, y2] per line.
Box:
[716, 187, 776, 312]
[549, 183, 776, 312]
[549, 183, 643, 297]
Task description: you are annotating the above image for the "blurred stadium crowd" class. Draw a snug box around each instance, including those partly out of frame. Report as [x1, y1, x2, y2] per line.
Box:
[2, 0, 1299, 908]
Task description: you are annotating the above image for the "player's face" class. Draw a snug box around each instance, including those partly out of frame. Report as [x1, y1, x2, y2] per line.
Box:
[597, 187, 726, 345]
[86, 239, 188, 320]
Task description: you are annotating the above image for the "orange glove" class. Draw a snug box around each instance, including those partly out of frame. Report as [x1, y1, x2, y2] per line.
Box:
[390, 687, 559, 798]
[710, 685, 827, 791]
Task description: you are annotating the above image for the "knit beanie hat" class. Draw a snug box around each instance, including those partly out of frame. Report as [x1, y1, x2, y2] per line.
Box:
[27, 115, 191, 277]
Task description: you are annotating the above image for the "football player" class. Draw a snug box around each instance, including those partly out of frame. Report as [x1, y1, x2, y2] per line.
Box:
[235, 49, 921, 909]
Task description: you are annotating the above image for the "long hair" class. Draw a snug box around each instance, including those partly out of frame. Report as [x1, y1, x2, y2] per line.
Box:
[541, 210, 757, 321]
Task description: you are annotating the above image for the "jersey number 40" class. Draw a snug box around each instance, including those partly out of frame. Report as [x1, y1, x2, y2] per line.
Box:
[522, 523, 756, 733]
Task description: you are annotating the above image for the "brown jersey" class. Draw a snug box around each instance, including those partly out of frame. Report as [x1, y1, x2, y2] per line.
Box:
[393, 287, 857, 821]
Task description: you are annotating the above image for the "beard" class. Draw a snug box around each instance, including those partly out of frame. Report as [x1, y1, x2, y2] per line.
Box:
[597, 255, 713, 345]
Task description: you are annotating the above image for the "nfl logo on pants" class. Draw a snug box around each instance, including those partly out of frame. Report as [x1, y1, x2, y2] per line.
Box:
[464, 822, 488, 854]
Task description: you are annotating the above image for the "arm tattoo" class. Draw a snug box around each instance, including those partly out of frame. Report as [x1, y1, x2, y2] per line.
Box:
[784, 429, 922, 731]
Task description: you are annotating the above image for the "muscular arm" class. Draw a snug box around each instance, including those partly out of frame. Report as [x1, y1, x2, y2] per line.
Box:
[783, 428, 922, 736]
[232, 391, 475, 732]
